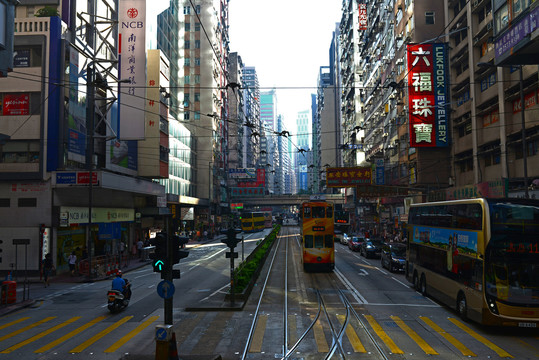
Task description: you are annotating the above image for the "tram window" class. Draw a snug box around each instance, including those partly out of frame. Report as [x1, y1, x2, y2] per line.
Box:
[304, 235, 314, 248]
[314, 235, 324, 248]
[303, 207, 312, 219]
[325, 235, 334, 247]
[326, 206, 333, 218]
[312, 207, 325, 218]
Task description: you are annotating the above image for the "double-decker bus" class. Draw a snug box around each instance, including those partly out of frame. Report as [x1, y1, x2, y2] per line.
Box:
[241, 211, 265, 232]
[406, 198, 539, 326]
[263, 211, 273, 228]
[301, 201, 335, 272]
[334, 210, 351, 243]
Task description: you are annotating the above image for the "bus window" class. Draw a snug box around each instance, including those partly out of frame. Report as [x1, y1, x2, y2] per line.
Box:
[312, 207, 325, 218]
[304, 235, 314, 248]
[326, 206, 333, 218]
[314, 235, 324, 248]
[303, 207, 312, 219]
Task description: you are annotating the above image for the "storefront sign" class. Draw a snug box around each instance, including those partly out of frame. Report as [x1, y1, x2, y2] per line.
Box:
[229, 168, 256, 179]
[2, 93, 30, 115]
[326, 167, 372, 187]
[13, 49, 30, 67]
[230, 187, 265, 197]
[60, 206, 135, 225]
[495, 6, 539, 60]
[358, 3, 367, 31]
[407, 43, 449, 147]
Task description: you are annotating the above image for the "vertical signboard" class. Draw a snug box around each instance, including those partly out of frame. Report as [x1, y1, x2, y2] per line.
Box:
[407, 43, 449, 148]
[358, 3, 368, 31]
[118, 0, 146, 140]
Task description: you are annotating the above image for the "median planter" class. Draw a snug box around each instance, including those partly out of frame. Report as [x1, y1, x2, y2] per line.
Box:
[225, 226, 280, 302]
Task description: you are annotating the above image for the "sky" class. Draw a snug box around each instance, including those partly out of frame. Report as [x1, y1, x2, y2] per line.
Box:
[228, 0, 343, 133]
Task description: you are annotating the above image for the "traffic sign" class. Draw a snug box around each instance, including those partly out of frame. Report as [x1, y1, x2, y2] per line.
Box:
[225, 251, 238, 258]
[157, 280, 175, 299]
[156, 327, 168, 341]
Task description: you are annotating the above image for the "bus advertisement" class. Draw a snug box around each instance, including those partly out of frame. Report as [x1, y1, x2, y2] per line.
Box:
[406, 198, 539, 327]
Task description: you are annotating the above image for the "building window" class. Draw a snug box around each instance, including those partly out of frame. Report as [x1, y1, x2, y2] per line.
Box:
[194, 112, 201, 120]
[495, 3, 509, 32]
[0, 198, 10, 207]
[194, 93, 200, 102]
[183, 6, 190, 14]
[195, 5, 201, 14]
[184, 111, 190, 120]
[185, 23, 190, 31]
[194, 75, 200, 84]
[195, 57, 200, 66]
[185, 40, 190, 49]
[425, 11, 435, 24]
[195, 22, 200, 31]
[195, 40, 200, 49]
[184, 58, 190, 66]
[18, 198, 37, 207]
[185, 75, 190, 84]
[184, 94, 190, 107]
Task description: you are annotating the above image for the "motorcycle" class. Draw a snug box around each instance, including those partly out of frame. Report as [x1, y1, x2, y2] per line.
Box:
[107, 279, 131, 313]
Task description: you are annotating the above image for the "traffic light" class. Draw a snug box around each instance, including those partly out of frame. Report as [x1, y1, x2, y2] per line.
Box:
[222, 228, 241, 248]
[171, 235, 189, 264]
[149, 232, 167, 272]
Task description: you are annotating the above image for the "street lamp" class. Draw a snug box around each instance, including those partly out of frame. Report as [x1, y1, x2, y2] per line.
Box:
[478, 62, 529, 198]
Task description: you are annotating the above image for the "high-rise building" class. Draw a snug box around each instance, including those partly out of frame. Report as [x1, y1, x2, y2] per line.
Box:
[296, 110, 311, 192]
[260, 89, 278, 193]
[242, 66, 261, 169]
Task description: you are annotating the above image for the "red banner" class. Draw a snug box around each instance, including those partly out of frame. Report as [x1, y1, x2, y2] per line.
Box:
[358, 3, 367, 31]
[3, 93, 30, 116]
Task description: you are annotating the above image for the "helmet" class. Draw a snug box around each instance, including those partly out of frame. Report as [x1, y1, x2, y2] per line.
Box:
[116, 270, 122, 277]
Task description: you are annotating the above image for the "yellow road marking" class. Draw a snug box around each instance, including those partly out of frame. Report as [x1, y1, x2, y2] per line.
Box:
[449, 318, 513, 358]
[0, 317, 55, 342]
[68, 315, 133, 353]
[0, 317, 30, 331]
[313, 315, 329, 352]
[337, 314, 366, 352]
[104, 315, 159, 353]
[249, 314, 268, 352]
[1, 317, 80, 353]
[420, 316, 476, 356]
[364, 315, 403, 354]
[35, 315, 107, 353]
[391, 316, 438, 355]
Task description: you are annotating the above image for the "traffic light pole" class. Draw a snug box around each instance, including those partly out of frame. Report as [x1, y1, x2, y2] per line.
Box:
[164, 216, 173, 325]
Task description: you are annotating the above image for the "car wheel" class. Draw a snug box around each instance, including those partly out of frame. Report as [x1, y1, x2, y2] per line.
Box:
[419, 274, 427, 296]
[457, 293, 468, 321]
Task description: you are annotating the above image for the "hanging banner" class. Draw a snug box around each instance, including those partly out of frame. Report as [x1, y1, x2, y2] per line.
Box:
[118, 0, 146, 139]
[358, 3, 368, 31]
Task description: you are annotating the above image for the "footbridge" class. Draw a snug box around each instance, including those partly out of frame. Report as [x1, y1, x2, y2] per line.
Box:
[229, 193, 346, 207]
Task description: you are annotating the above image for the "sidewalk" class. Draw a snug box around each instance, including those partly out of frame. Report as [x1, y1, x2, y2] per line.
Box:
[0, 236, 221, 316]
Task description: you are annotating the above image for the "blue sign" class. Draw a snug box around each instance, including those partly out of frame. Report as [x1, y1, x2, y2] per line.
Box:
[56, 172, 77, 184]
[155, 327, 168, 341]
[157, 280, 175, 299]
[433, 43, 449, 147]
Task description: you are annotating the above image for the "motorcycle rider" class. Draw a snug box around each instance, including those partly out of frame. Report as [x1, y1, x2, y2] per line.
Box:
[111, 270, 131, 300]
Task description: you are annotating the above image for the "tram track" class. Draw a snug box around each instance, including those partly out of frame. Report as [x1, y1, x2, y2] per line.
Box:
[241, 225, 391, 360]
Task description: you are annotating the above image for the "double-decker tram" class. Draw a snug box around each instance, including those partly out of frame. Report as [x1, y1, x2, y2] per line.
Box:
[241, 211, 265, 232]
[263, 211, 273, 228]
[301, 201, 335, 272]
[334, 209, 350, 243]
[406, 198, 539, 326]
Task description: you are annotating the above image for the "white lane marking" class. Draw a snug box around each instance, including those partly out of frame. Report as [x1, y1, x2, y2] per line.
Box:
[391, 277, 409, 287]
[365, 303, 440, 307]
[334, 267, 368, 304]
[201, 283, 229, 302]
[376, 267, 388, 275]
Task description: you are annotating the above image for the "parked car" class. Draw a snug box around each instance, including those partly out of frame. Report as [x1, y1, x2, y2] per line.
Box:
[348, 236, 365, 252]
[360, 238, 383, 258]
[381, 242, 407, 272]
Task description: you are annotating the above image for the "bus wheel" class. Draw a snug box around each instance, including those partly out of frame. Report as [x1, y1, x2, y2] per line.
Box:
[419, 274, 427, 296]
[457, 293, 468, 321]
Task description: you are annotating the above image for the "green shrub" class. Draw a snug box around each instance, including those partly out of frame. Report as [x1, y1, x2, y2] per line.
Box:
[35, 6, 59, 17]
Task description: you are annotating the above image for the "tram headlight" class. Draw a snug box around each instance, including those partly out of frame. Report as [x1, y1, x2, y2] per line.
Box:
[317, 256, 322, 262]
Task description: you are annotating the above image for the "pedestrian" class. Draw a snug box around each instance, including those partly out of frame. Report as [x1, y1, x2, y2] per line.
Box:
[68, 251, 77, 276]
[203, 230, 208, 240]
[42, 253, 55, 287]
[137, 238, 144, 258]
[119, 240, 126, 267]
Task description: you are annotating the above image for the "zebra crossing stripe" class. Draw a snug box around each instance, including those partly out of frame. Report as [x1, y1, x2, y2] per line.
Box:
[448, 318, 513, 358]
[69, 316, 133, 353]
[337, 314, 366, 353]
[391, 315, 438, 355]
[1, 317, 81, 353]
[104, 315, 159, 353]
[364, 315, 404, 354]
[420, 316, 476, 356]
[0, 317, 30, 331]
[35, 315, 108, 353]
[0, 317, 56, 342]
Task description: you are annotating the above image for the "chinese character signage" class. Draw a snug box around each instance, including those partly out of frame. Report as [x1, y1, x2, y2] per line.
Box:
[229, 168, 256, 179]
[230, 187, 265, 197]
[407, 43, 449, 148]
[326, 167, 372, 188]
[358, 3, 367, 31]
[118, 0, 146, 139]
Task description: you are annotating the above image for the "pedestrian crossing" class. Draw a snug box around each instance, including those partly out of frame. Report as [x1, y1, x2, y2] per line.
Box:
[0, 310, 526, 357]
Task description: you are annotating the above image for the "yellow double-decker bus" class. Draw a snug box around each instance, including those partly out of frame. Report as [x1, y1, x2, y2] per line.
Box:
[301, 201, 334, 272]
[241, 211, 265, 233]
[406, 198, 539, 326]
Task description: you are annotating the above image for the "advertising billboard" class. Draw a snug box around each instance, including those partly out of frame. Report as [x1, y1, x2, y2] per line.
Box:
[407, 43, 450, 147]
[326, 167, 372, 187]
